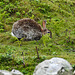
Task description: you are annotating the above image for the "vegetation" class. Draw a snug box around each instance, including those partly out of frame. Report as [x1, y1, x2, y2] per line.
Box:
[0, 0, 75, 75]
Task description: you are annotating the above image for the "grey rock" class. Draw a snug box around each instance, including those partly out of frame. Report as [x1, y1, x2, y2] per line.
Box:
[73, 70, 75, 75]
[11, 69, 23, 75]
[33, 57, 73, 75]
[0, 69, 23, 75]
[0, 70, 11, 75]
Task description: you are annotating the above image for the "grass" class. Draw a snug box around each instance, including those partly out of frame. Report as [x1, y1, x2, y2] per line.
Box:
[0, 0, 75, 75]
[0, 31, 75, 74]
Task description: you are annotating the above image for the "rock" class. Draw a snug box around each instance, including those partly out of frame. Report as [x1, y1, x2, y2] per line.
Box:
[73, 70, 75, 75]
[11, 69, 23, 75]
[33, 57, 73, 75]
[0, 69, 23, 75]
[0, 70, 11, 75]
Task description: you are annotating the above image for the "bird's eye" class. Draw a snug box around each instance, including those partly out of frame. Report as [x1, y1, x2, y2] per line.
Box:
[48, 32, 50, 33]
